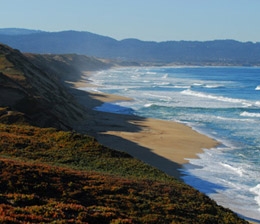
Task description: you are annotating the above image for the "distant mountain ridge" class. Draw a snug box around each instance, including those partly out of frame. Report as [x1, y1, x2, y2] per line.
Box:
[0, 28, 44, 35]
[0, 28, 260, 65]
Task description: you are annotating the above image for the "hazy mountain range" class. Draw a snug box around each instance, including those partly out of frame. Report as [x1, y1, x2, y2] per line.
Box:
[0, 28, 260, 65]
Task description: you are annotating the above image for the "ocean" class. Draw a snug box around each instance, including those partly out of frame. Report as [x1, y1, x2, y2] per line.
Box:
[81, 66, 260, 222]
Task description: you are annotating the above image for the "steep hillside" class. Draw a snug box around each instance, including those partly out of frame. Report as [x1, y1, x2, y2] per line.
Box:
[0, 44, 111, 130]
[0, 123, 248, 223]
[0, 29, 260, 65]
[25, 53, 113, 83]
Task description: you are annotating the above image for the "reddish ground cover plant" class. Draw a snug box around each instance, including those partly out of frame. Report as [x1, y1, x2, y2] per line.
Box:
[0, 124, 248, 223]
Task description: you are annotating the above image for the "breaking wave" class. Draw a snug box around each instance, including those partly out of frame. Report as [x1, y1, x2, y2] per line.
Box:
[181, 89, 253, 107]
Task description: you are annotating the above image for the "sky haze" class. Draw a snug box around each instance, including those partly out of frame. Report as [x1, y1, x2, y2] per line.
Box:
[0, 0, 259, 42]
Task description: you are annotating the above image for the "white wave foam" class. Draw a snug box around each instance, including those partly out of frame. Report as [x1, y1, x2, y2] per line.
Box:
[192, 83, 224, 89]
[219, 162, 244, 177]
[255, 85, 260, 90]
[215, 116, 253, 122]
[250, 184, 260, 211]
[173, 85, 191, 89]
[162, 74, 168, 79]
[146, 71, 156, 75]
[241, 111, 260, 118]
[144, 93, 172, 101]
[144, 103, 154, 108]
[79, 87, 102, 93]
[131, 75, 140, 79]
[181, 89, 252, 107]
[192, 82, 204, 86]
[204, 84, 223, 89]
[154, 82, 171, 86]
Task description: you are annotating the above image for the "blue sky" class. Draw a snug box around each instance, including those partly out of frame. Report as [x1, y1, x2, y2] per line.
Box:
[1, 0, 259, 42]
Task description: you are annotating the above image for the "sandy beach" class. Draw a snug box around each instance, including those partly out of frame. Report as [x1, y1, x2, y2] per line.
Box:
[73, 71, 260, 224]
[72, 79, 219, 180]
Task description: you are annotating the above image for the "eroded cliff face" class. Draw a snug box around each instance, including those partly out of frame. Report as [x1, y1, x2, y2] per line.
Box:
[0, 44, 87, 130]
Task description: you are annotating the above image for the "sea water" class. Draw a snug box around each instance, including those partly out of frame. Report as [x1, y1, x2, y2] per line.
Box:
[81, 66, 260, 222]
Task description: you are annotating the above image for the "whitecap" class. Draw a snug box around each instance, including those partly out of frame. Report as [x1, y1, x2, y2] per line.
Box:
[154, 82, 171, 86]
[144, 93, 172, 101]
[146, 71, 156, 75]
[204, 84, 224, 89]
[79, 87, 102, 93]
[144, 103, 154, 108]
[255, 85, 260, 90]
[192, 82, 204, 86]
[162, 74, 168, 79]
[250, 184, 260, 211]
[181, 89, 252, 107]
[240, 111, 260, 118]
[219, 162, 244, 177]
[215, 116, 253, 122]
[173, 85, 191, 89]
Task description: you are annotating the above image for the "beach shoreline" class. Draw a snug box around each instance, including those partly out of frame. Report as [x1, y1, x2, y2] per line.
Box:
[71, 76, 219, 180]
[69, 68, 260, 223]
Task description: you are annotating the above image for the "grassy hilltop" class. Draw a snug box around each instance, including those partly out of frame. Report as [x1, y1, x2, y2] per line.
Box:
[0, 44, 248, 223]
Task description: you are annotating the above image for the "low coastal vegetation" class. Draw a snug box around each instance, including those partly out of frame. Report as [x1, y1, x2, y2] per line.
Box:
[0, 44, 248, 223]
[0, 122, 172, 182]
[0, 122, 248, 223]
